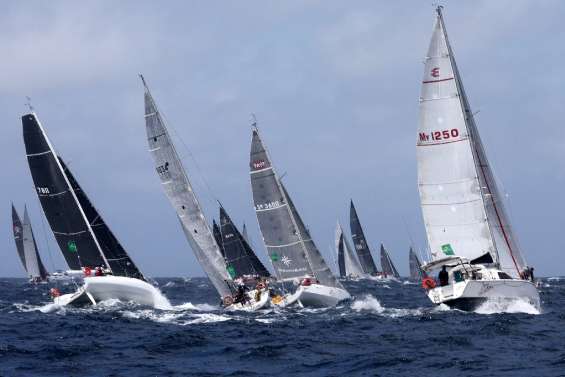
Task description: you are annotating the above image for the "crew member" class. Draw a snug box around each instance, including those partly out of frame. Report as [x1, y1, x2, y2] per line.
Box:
[438, 265, 449, 287]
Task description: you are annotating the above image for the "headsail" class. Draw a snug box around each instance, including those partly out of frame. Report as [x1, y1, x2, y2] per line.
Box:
[349, 201, 379, 275]
[219, 206, 271, 279]
[23, 113, 108, 271]
[281, 183, 343, 288]
[142, 76, 232, 298]
[335, 222, 364, 278]
[380, 244, 400, 279]
[417, 8, 526, 278]
[59, 158, 144, 280]
[409, 247, 425, 281]
[249, 128, 314, 282]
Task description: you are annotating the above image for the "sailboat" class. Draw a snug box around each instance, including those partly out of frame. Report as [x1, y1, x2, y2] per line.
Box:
[349, 200, 381, 277]
[416, 7, 540, 310]
[250, 126, 350, 307]
[22, 112, 165, 307]
[408, 247, 426, 281]
[380, 244, 400, 280]
[218, 206, 271, 282]
[11, 204, 49, 283]
[142, 76, 269, 311]
[335, 222, 365, 278]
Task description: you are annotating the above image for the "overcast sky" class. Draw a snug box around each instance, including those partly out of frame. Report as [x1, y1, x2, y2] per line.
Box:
[2, 0, 565, 278]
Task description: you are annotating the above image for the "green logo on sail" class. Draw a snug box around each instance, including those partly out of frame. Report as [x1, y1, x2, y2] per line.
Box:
[227, 265, 236, 279]
[68, 240, 78, 253]
[270, 253, 279, 262]
[441, 244, 454, 256]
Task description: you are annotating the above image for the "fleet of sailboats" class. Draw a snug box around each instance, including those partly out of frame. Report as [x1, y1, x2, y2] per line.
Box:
[7, 7, 541, 314]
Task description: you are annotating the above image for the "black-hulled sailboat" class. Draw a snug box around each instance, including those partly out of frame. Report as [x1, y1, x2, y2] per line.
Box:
[23, 112, 167, 308]
[250, 125, 350, 307]
[11, 204, 48, 282]
[380, 244, 400, 280]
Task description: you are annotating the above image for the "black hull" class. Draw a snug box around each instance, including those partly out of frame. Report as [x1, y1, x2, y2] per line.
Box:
[443, 297, 488, 311]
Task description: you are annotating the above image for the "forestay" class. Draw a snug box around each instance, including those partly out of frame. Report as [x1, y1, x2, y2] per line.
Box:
[417, 8, 526, 278]
[349, 201, 379, 275]
[142, 76, 232, 298]
[380, 244, 400, 279]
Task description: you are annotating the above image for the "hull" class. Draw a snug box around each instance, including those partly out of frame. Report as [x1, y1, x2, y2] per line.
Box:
[54, 276, 170, 309]
[273, 284, 351, 308]
[427, 279, 540, 311]
[227, 289, 270, 312]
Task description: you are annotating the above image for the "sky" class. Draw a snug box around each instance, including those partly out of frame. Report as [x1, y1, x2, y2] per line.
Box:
[2, 0, 565, 278]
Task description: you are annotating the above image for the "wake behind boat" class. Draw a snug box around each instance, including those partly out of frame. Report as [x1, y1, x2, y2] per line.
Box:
[416, 7, 540, 311]
[22, 112, 165, 308]
[250, 125, 350, 307]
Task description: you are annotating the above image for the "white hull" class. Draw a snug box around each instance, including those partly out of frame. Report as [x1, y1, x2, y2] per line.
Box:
[427, 278, 540, 311]
[273, 284, 351, 308]
[226, 289, 270, 312]
[54, 276, 170, 309]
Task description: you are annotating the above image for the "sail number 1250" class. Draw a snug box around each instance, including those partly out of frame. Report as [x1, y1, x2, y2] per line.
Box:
[419, 128, 459, 142]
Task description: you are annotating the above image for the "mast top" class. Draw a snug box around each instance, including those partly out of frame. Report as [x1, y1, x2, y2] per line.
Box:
[25, 96, 34, 113]
[139, 74, 150, 92]
[250, 113, 258, 130]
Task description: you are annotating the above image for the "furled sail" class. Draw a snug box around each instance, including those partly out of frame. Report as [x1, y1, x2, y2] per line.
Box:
[219, 206, 271, 279]
[380, 244, 400, 279]
[23, 113, 108, 271]
[142, 76, 232, 298]
[59, 158, 144, 280]
[335, 222, 364, 278]
[409, 247, 425, 281]
[417, 8, 526, 278]
[349, 201, 379, 275]
[281, 183, 343, 289]
[249, 128, 314, 282]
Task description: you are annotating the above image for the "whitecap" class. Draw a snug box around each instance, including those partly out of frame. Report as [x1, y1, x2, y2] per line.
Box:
[474, 298, 540, 315]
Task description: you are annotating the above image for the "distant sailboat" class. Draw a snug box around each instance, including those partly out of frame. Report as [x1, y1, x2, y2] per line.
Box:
[23, 112, 164, 307]
[218, 205, 271, 281]
[380, 244, 400, 280]
[11, 204, 48, 282]
[250, 125, 350, 307]
[416, 7, 539, 310]
[212, 219, 226, 259]
[349, 200, 380, 276]
[335, 222, 365, 278]
[408, 247, 426, 281]
[142, 76, 269, 310]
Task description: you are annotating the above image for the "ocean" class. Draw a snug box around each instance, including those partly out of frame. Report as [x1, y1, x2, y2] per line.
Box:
[0, 277, 563, 376]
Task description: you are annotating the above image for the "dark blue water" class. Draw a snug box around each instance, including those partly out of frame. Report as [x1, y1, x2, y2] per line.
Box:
[1, 277, 563, 376]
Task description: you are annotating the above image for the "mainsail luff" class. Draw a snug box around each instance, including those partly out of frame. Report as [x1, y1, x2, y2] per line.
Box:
[23, 113, 110, 271]
[142, 76, 232, 298]
[249, 127, 314, 282]
[436, 8, 525, 277]
[349, 201, 379, 275]
[380, 244, 400, 279]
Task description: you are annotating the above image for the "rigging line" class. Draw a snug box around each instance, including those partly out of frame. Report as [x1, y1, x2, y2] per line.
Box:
[401, 215, 425, 263]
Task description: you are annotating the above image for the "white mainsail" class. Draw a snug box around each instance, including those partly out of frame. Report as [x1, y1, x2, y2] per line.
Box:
[22, 207, 42, 280]
[417, 8, 527, 278]
[142, 76, 232, 298]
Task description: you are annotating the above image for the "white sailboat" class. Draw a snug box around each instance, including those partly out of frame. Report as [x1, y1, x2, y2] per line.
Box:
[250, 125, 350, 307]
[416, 7, 539, 311]
[335, 222, 366, 279]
